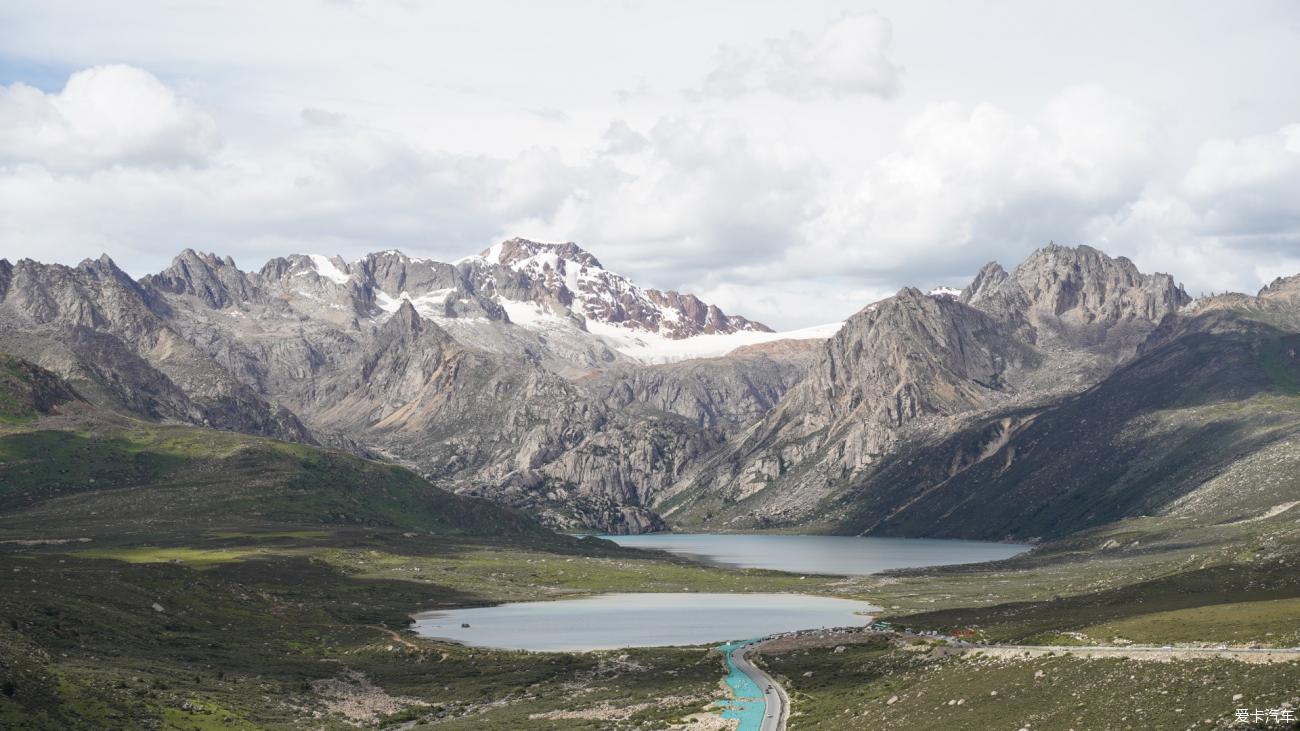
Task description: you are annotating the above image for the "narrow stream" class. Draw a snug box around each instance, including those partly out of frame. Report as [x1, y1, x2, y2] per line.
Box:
[714, 639, 765, 731]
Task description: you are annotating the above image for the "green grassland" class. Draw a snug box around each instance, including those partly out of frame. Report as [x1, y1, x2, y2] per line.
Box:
[0, 356, 853, 728]
[0, 548, 741, 730]
[754, 638, 1300, 730]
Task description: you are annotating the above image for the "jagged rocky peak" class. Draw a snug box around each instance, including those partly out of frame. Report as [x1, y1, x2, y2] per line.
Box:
[143, 249, 261, 309]
[491, 238, 603, 269]
[384, 298, 427, 336]
[353, 251, 504, 322]
[0, 259, 11, 301]
[355, 250, 467, 301]
[827, 286, 1036, 409]
[1, 254, 145, 329]
[467, 237, 771, 339]
[960, 262, 1010, 308]
[1011, 243, 1189, 321]
[961, 243, 1191, 353]
[1259, 273, 1300, 304]
[259, 253, 352, 285]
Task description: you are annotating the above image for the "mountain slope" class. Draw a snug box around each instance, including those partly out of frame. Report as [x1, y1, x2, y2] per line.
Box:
[666, 244, 1194, 530]
[4, 240, 817, 532]
[0, 256, 313, 443]
[830, 307, 1300, 540]
[0, 353, 554, 541]
[119, 242, 822, 532]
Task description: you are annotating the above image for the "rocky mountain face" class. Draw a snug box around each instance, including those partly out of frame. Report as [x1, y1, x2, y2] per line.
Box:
[665, 244, 1197, 531]
[823, 291, 1300, 541]
[0, 256, 312, 442]
[8, 238, 1292, 539]
[963, 243, 1190, 360]
[0, 352, 566, 543]
[0, 352, 79, 419]
[583, 344, 816, 436]
[0, 239, 804, 533]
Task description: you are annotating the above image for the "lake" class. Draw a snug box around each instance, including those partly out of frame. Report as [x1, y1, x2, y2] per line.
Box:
[412, 592, 874, 651]
[604, 533, 1030, 575]
[411, 534, 1027, 651]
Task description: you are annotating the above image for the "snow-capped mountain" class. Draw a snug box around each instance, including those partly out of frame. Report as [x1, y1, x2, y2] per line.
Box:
[461, 238, 770, 339]
[260, 238, 837, 365]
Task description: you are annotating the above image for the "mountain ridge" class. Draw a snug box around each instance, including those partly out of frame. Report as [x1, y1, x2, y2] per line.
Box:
[3, 238, 1296, 538]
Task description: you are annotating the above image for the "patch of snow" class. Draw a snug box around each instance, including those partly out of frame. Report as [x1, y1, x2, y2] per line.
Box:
[498, 299, 571, 330]
[586, 320, 842, 364]
[407, 288, 455, 316]
[489, 293, 838, 364]
[929, 286, 962, 298]
[308, 254, 350, 284]
[373, 290, 403, 313]
[563, 261, 582, 294]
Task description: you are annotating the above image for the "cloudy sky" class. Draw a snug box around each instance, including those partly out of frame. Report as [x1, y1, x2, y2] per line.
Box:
[2, 1, 1299, 328]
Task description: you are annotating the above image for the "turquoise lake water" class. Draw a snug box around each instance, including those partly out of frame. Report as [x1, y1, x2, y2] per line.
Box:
[716, 639, 765, 730]
[605, 533, 1030, 575]
[412, 592, 874, 651]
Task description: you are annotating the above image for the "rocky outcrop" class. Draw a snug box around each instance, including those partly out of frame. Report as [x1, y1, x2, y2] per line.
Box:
[666, 287, 1039, 524]
[963, 243, 1190, 358]
[142, 249, 263, 310]
[0, 352, 80, 417]
[1259, 274, 1300, 306]
[584, 346, 813, 435]
[825, 307, 1300, 541]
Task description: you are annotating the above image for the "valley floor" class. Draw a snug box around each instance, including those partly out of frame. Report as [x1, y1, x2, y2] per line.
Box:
[3, 518, 1300, 729]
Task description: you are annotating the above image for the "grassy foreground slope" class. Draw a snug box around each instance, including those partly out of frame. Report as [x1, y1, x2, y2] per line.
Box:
[753, 635, 1300, 730]
[0, 354, 847, 729]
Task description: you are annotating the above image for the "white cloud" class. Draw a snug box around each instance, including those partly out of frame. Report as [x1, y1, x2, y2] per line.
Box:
[2, 31, 1299, 331]
[1091, 123, 1300, 297]
[785, 85, 1156, 286]
[500, 117, 822, 287]
[300, 107, 344, 127]
[700, 13, 901, 100]
[0, 65, 219, 170]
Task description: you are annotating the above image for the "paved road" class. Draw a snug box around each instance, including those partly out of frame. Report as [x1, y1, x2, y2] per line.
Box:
[961, 641, 1300, 663]
[730, 641, 788, 731]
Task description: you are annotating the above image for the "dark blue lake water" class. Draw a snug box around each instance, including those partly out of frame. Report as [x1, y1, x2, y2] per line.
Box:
[605, 533, 1029, 575]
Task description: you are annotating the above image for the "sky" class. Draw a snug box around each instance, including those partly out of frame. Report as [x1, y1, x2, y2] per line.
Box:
[2, 1, 1299, 329]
